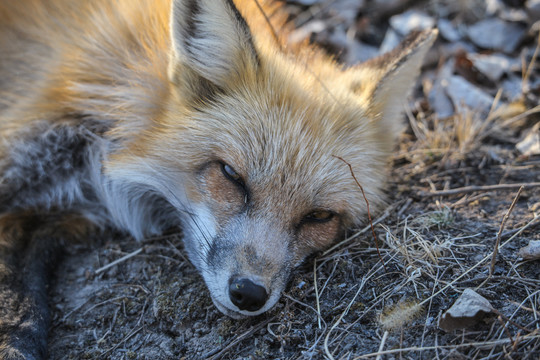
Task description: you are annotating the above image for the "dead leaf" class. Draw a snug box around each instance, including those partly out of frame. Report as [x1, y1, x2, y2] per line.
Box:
[518, 240, 540, 260]
[439, 289, 494, 332]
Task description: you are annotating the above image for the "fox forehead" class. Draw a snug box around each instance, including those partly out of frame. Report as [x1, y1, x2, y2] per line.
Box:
[160, 78, 389, 224]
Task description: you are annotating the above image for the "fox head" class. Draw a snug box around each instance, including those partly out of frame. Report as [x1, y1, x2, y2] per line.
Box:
[104, 0, 436, 318]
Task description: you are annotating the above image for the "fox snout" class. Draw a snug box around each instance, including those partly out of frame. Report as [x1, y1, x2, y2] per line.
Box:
[229, 278, 268, 312]
[182, 210, 295, 317]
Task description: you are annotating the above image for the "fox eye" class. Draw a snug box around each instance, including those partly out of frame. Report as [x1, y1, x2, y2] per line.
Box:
[221, 163, 243, 184]
[304, 210, 335, 223]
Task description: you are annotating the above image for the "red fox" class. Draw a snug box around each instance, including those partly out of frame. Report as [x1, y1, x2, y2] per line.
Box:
[0, 0, 436, 358]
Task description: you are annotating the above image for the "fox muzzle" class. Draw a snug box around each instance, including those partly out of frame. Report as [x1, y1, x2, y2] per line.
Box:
[229, 277, 268, 312]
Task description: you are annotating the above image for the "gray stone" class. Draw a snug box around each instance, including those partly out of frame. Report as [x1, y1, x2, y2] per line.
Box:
[429, 62, 455, 118]
[390, 10, 436, 36]
[437, 19, 461, 42]
[346, 41, 380, 65]
[502, 76, 524, 101]
[469, 53, 516, 83]
[445, 75, 495, 114]
[379, 28, 401, 54]
[331, 0, 366, 24]
[467, 18, 526, 53]
[526, 0, 540, 20]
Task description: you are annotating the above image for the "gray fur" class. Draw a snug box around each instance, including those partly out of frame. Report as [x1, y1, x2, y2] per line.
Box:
[1, 122, 103, 212]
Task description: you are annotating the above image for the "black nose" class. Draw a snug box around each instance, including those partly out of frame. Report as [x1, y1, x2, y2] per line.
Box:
[229, 278, 268, 312]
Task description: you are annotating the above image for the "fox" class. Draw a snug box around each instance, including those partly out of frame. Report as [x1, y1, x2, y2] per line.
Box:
[0, 0, 436, 358]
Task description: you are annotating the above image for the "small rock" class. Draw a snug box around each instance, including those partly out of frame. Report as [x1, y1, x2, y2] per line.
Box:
[430, 86, 454, 118]
[518, 240, 540, 260]
[288, 20, 327, 44]
[326, 27, 349, 50]
[331, 0, 366, 24]
[441, 41, 477, 60]
[526, 0, 540, 20]
[486, 0, 503, 16]
[445, 75, 495, 114]
[390, 10, 436, 36]
[502, 76, 523, 101]
[437, 19, 461, 42]
[429, 61, 455, 118]
[467, 18, 527, 53]
[469, 53, 515, 83]
[346, 41, 379, 65]
[379, 28, 401, 54]
[499, 8, 529, 22]
[439, 289, 494, 332]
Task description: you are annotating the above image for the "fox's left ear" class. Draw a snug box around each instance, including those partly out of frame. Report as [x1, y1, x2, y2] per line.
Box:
[349, 29, 437, 137]
[169, 0, 259, 90]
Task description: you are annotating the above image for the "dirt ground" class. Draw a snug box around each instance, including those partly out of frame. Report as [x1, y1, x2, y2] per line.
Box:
[48, 0, 540, 359]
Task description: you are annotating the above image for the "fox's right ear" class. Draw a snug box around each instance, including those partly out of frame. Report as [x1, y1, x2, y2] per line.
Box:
[169, 0, 259, 92]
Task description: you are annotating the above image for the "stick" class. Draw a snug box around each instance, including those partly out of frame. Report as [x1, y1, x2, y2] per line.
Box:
[376, 331, 389, 360]
[489, 186, 524, 275]
[418, 182, 540, 197]
[313, 259, 322, 329]
[95, 247, 144, 275]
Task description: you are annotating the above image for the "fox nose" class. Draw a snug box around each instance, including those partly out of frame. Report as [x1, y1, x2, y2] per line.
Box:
[229, 278, 268, 312]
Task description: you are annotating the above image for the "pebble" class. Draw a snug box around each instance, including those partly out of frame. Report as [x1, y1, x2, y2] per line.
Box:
[467, 18, 526, 53]
[379, 28, 401, 54]
[445, 75, 495, 114]
[502, 76, 524, 101]
[390, 10, 436, 36]
[468, 53, 515, 83]
[430, 82, 455, 118]
[527, 0, 540, 20]
[331, 0, 366, 24]
[437, 19, 461, 42]
[346, 41, 379, 64]
[429, 62, 455, 118]
[288, 20, 327, 44]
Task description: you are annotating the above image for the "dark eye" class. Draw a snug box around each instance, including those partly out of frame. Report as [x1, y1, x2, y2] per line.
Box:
[304, 210, 335, 223]
[221, 162, 243, 184]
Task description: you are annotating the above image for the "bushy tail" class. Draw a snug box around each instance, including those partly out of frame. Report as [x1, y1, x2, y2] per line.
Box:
[0, 213, 93, 360]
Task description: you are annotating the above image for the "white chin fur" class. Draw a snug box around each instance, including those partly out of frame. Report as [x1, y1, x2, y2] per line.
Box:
[211, 293, 281, 319]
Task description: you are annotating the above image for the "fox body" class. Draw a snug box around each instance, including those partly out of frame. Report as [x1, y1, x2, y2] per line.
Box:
[0, 0, 435, 358]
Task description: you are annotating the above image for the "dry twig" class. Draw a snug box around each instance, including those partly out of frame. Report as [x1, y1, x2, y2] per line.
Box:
[419, 182, 540, 197]
[489, 186, 523, 276]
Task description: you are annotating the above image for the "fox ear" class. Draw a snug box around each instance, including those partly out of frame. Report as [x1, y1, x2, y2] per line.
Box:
[169, 0, 259, 89]
[350, 29, 437, 137]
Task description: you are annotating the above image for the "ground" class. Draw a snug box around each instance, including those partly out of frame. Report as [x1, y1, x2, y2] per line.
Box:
[48, 0, 540, 359]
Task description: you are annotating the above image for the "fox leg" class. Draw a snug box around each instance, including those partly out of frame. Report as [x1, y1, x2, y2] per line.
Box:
[0, 212, 96, 360]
